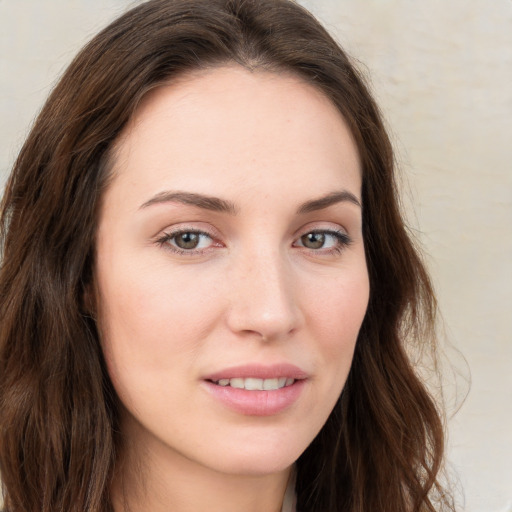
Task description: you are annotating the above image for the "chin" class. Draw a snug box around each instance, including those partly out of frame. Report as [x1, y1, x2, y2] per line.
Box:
[194, 430, 310, 477]
[208, 453, 298, 477]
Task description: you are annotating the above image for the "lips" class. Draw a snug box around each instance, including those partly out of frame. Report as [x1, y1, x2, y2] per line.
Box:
[202, 363, 307, 416]
[204, 363, 308, 382]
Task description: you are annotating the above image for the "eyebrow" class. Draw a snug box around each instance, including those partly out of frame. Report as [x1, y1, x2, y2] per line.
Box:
[140, 191, 238, 214]
[140, 189, 361, 214]
[296, 190, 361, 213]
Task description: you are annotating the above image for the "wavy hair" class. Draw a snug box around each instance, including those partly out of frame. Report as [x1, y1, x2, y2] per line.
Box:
[0, 1, 454, 510]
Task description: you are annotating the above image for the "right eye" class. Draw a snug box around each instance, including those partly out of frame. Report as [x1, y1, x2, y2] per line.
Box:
[157, 230, 216, 253]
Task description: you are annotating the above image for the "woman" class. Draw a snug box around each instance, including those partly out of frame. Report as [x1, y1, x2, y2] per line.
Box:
[0, 0, 455, 511]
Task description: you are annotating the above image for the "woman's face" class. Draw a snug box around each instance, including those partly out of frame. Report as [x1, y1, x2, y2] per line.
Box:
[94, 66, 369, 476]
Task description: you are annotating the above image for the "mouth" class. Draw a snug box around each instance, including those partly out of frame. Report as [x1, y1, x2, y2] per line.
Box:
[208, 377, 296, 391]
[202, 364, 307, 416]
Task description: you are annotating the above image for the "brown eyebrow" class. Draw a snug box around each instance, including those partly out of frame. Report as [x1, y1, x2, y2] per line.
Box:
[140, 191, 238, 214]
[296, 190, 361, 213]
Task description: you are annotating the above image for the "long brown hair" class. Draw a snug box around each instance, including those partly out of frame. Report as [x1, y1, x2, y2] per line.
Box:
[0, 1, 455, 511]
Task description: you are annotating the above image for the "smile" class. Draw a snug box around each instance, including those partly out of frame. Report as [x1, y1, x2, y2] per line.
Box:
[212, 377, 296, 390]
[202, 364, 308, 415]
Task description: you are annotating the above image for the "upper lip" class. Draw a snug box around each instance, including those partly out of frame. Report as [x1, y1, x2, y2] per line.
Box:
[203, 363, 308, 382]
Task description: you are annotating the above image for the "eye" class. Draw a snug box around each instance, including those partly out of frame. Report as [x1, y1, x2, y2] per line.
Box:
[294, 229, 351, 253]
[157, 229, 216, 253]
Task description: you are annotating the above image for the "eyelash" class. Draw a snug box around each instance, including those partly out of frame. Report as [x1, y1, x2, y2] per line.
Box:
[155, 229, 219, 256]
[155, 228, 352, 256]
[293, 229, 352, 255]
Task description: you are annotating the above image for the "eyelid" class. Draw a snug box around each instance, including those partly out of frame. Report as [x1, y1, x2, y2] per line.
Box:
[293, 225, 353, 254]
[154, 224, 223, 255]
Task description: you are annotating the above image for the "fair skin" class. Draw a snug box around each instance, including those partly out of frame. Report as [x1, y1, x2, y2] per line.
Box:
[94, 66, 369, 512]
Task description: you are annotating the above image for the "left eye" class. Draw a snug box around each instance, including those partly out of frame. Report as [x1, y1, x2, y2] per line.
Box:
[295, 230, 349, 251]
[164, 231, 214, 251]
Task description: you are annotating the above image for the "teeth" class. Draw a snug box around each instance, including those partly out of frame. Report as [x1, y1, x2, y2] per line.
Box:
[214, 377, 296, 390]
[262, 378, 278, 390]
[230, 378, 245, 389]
[245, 378, 263, 390]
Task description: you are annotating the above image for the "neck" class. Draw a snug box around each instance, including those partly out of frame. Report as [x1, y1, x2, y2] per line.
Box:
[112, 419, 293, 512]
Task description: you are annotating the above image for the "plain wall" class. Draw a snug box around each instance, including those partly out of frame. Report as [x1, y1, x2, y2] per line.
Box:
[1, 1, 511, 511]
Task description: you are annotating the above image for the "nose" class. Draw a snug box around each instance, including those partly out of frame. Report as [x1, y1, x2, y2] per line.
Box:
[225, 247, 302, 342]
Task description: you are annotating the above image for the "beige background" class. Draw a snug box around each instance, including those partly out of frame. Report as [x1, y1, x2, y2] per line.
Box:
[1, 1, 511, 511]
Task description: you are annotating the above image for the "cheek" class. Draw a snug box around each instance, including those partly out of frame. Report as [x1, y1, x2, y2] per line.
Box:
[307, 266, 369, 346]
[95, 262, 222, 394]
[98, 260, 217, 342]
[95, 268, 225, 428]
[302, 264, 369, 392]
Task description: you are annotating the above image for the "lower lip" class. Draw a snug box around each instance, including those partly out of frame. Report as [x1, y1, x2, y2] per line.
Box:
[202, 379, 306, 416]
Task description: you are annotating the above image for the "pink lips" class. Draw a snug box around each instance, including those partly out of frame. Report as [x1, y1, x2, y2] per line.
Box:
[202, 363, 307, 416]
[204, 363, 308, 382]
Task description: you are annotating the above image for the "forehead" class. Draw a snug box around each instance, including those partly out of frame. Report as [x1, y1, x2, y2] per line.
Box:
[108, 65, 361, 205]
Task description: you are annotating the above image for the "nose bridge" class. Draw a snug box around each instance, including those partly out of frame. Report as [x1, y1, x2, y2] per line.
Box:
[227, 242, 300, 340]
